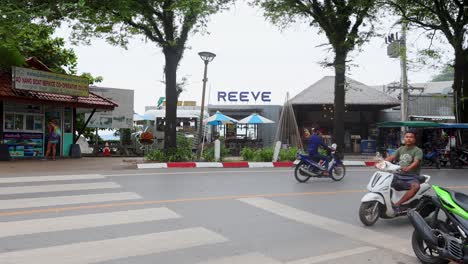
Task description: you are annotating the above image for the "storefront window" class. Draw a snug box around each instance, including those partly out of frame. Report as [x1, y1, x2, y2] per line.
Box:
[4, 113, 43, 132]
[4, 113, 14, 130]
[14, 115, 24, 130]
[25, 115, 43, 131]
[26, 115, 34, 130]
[3, 103, 44, 133]
[34, 116, 43, 131]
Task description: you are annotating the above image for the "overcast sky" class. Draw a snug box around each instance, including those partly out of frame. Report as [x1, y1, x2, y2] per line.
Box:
[56, 2, 446, 114]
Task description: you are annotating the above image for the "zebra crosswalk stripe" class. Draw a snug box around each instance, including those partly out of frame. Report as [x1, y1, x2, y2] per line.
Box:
[0, 174, 105, 184]
[0, 208, 180, 238]
[197, 253, 282, 264]
[0, 182, 121, 195]
[0, 192, 142, 210]
[0, 227, 228, 264]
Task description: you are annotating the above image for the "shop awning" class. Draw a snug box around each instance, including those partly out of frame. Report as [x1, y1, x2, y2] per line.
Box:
[377, 121, 441, 128]
[0, 68, 117, 110]
[440, 123, 468, 129]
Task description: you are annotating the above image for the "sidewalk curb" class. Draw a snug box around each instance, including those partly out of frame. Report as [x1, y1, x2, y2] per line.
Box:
[137, 160, 371, 169]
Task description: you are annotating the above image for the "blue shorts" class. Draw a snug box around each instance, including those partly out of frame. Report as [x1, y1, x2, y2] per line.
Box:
[392, 174, 420, 191]
[49, 140, 59, 144]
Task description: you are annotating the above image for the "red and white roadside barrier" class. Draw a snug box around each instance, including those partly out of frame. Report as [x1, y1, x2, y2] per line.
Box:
[137, 160, 369, 169]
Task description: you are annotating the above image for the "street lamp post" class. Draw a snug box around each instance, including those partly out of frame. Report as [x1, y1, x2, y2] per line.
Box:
[197, 51, 216, 160]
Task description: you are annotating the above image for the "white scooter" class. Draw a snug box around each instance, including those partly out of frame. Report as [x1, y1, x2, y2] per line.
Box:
[359, 160, 432, 226]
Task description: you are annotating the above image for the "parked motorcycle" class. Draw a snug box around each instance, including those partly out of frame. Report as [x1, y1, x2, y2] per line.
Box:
[293, 144, 346, 182]
[408, 185, 468, 264]
[450, 147, 468, 169]
[423, 145, 441, 169]
[359, 160, 432, 226]
[438, 149, 450, 168]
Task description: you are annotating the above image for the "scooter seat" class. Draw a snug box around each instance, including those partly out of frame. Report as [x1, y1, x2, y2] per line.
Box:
[452, 191, 468, 212]
[418, 175, 428, 184]
[393, 174, 427, 184]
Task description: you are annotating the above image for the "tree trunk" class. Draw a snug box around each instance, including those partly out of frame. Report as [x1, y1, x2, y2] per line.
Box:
[163, 49, 180, 150]
[453, 50, 468, 124]
[333, 51, 347, 152]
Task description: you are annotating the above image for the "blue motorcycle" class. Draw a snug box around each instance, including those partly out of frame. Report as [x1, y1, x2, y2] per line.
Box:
[422, 143, 441, 169]
[293, 144, 346, 182]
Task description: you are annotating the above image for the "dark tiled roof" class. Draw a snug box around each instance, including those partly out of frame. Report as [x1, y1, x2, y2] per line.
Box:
[290, 76, 400, 106]
[0, 70, 117, 110]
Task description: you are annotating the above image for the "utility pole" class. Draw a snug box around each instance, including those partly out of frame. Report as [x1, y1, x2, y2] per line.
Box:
[386, 20, 410, 143]
[400, 22, 409, 124]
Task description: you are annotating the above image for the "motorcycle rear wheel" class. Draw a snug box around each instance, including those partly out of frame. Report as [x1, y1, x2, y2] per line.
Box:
[294, 162, 311, 183]
[330, 164, 346, 181]
[412, 230, 449, 264]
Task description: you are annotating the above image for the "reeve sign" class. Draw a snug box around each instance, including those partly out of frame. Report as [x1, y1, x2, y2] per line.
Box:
[217, 91, 271, 102]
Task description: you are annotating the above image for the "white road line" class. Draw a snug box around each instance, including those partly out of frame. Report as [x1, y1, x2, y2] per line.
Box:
[286, 247, 377, 264]
[0, 182, 121, 195]
[0, 192, 142, 210]
[0, 208, 180, 238]
[0, 227, 228, 264]
[0, 174, 105, 183]
[238, 198, 414, 257]
[198, 253, 282, 264]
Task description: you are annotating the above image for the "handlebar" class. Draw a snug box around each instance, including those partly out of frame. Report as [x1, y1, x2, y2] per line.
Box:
[375, 160, 401, 172]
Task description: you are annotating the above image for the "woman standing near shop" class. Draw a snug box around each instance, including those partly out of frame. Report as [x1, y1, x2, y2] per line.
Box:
[43, 119, 60, 160]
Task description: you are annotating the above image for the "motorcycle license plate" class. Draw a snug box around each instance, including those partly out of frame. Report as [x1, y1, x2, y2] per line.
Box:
[293, 160, 300, 165]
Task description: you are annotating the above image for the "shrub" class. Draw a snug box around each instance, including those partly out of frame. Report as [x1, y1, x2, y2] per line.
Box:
[145, 136, 194, 162]
[241, 147, 255, 161]
[253, 147, 274, 162]
[203, 147, 215, 162]
[145, 149, 166, 161]
[279, 147, 299, 161]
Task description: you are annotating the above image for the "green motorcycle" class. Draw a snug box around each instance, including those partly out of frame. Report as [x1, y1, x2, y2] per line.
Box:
[408, 185, 468, 264]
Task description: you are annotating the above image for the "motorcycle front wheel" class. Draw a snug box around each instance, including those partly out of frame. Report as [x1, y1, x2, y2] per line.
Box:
[359, 201, 381, 226]
[294, 162, 311, 183]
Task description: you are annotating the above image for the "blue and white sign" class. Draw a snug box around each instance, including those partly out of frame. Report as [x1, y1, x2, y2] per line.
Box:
[216, 91, 272, 103]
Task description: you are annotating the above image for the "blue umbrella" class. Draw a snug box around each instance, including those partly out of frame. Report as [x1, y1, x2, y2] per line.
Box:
[238, 113, 274, 124]
[203, 111, 238, 126]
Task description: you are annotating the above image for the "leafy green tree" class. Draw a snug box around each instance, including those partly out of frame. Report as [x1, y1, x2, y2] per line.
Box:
[387, 0, 468, 123]
[254, 0, 378, 150]
[431, 65, 454, 82]
[37, 0, 232, 150]
[0, 2, 77, 73]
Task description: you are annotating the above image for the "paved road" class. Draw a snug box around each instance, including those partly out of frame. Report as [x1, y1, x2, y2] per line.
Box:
[0, 167, 465, 263]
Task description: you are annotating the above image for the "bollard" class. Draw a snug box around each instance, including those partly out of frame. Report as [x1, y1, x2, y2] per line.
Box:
[214, 139, 221, 162]
[273, 141, 281, 162]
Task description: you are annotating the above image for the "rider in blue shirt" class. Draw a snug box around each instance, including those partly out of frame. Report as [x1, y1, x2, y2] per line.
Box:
[308, 128, 331, 170]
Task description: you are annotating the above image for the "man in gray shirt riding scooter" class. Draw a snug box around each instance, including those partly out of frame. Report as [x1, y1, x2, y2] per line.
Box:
[385, 130, 423, 214]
